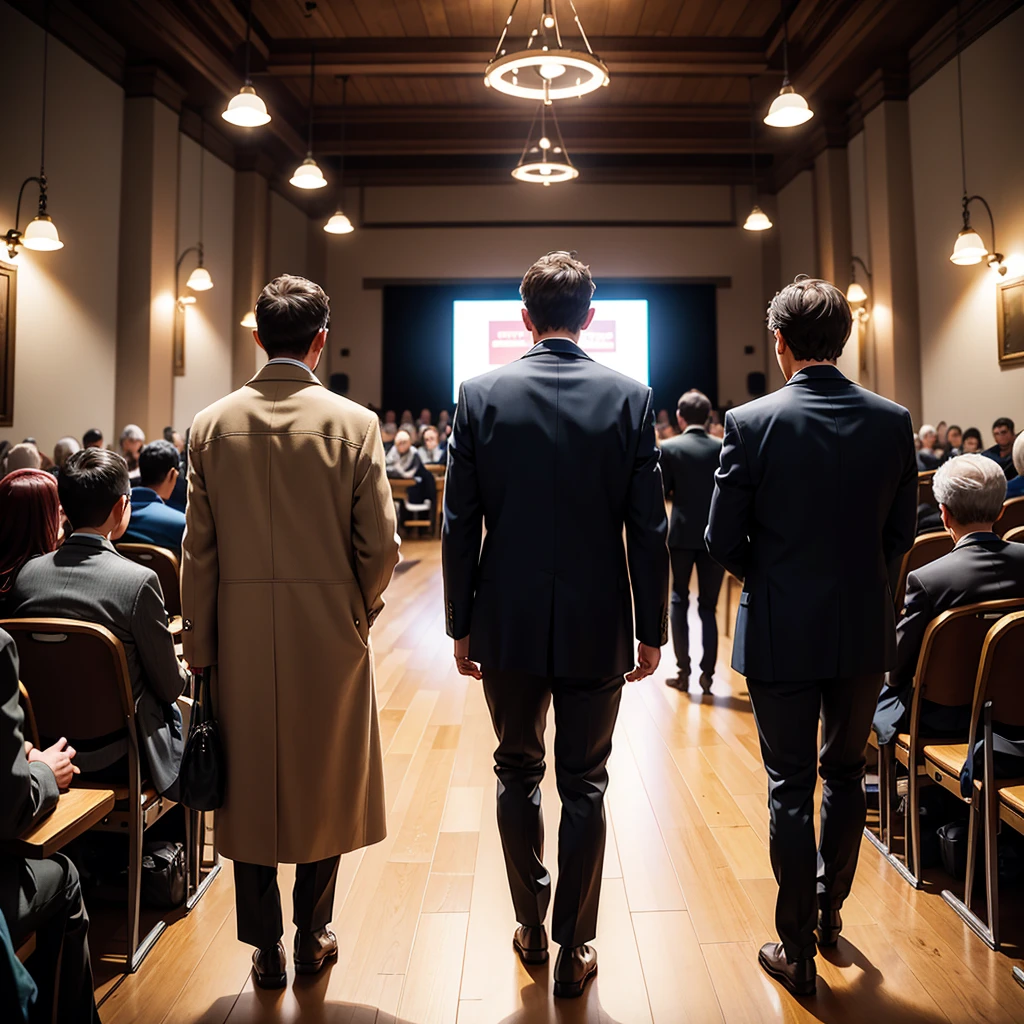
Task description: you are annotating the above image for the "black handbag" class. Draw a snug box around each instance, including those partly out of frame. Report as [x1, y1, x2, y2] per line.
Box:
[178, 668, 225, 811]
[141, 840, 187, 908]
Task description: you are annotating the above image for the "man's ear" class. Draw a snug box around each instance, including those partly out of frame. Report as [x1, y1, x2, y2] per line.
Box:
[521, 308, 536, 334]
[581, 307, 596, 331]
[939, 504, 952, 532]
[774, 328, 786, 355]
[254, 331, 266, 352]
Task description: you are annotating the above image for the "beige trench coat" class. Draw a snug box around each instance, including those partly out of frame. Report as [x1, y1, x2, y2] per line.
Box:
[181, 361, 400, 866]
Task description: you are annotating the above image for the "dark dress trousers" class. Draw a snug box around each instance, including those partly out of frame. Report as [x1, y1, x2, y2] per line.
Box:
[0, 630, 100, 1024]
[706, 365, 918, 961]
[659, 425, 725, 678]
[443, 337, 669, 947]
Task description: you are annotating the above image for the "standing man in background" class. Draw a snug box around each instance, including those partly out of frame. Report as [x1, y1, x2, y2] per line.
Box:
[659, 388, 724, 694]
[182, 276, 400, 991]
[443, 251, 669, 999]
[706, 277, 917, 997]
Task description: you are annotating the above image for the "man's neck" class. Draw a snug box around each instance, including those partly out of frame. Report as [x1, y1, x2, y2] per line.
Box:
[533, 329, 580, 346]
[784, 358, 837, 381]
[75, 527, 113, 541]
[949, 523, 996, 544]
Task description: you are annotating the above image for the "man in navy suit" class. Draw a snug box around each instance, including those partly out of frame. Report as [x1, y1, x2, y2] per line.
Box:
[121, 441, 187, 557]
[706, 277, 917, 996]
[443, 252, 668, 999]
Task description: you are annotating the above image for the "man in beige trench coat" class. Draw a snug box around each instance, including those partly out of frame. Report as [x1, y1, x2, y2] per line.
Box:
[181, 275, 400, 989]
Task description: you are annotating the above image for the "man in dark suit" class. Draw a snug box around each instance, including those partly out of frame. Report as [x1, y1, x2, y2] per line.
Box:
[706, 277, 918, 996]
[121, 441, 187, 557]
[0, 627, 101, 1023]
[7, 448, 188, 798]
[443, 251, 669, 999]
[875, 454, 1024, 761]
[659, 389, 724, 694]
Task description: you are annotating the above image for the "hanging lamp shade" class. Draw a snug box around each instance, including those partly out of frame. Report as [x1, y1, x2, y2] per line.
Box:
[743, 205, 773, 232]
[186, 265, 213, 291]
[949, 227, 987, 265]
[324, 211, 354, 234]
[21, 213, 63, 251]
[846, 281, 868, 304]
[764, 84, 813, 127]
[240, 310, 258, 328]
[290, 156, 328, 189]
[512, 103, 578, 186]
[223, 84, 271, 127]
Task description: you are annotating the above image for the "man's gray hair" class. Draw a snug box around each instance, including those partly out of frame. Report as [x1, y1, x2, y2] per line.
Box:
[120, 423, 145, 443]
[1013, 433, 1024, 478]
[53, 436, 80, 469]
[918, 424, 936, 442]
[933, 453, 1007, 524]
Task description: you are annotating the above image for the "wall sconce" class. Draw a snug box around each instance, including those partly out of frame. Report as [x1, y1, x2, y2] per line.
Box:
[174, 244, 213, 376]
[240, 310, 257, 329]
[846, 256, 871, 323]
[949, 194, 1005, 274]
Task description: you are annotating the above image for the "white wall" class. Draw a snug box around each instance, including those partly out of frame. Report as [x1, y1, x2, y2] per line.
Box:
[173, 135, 234, 430]
[777, 171, 818, 284]
[910, 4, 1024, 433]
[0, 3, 123, 455]
[269, 191, 310, 280]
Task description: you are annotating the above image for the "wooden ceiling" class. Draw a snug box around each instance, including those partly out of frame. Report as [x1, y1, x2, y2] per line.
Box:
[10, 0, 1020, 200]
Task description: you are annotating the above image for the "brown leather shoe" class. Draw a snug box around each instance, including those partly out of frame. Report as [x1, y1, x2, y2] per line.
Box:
[553, 944, 597, 999]
[512, 925, 549, 965]
[252, 941, 287, 989]
[757, 942, 816, 996]
[665, 676, 688, 691]
[294, 928, 338, 975]
[816, 907, 842, 947]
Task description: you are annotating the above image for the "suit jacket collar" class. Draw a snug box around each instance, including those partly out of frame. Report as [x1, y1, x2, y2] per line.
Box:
[130, 487, 163, 507]
[683, 425, 707, 435]
[249, 361, 322, 386]
[65, 533, 118, 555]
[954, 531, 1002, 550]
[785, 364, 847, 387]
[521, 337, 592, 361]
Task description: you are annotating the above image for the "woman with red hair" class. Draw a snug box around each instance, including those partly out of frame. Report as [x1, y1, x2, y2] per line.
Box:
[0, 469, 63, 598]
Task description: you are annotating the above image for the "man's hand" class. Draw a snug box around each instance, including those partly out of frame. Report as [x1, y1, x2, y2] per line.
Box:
[625, 643, 661, 682]
[454, 636, 482, 680]
[27, 737, 80, 790]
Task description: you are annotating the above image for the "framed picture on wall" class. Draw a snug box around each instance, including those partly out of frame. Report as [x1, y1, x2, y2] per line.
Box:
[997, 274, 1024, 367]
[0, 260, 15, 427]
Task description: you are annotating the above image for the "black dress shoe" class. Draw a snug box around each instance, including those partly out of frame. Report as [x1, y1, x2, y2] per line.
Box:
[816, 907, 842, 947]
[252, 941, 287, 989]
[665, 676, 687, 691]
[294, 928, 338, 975]
[553, 944, 597, 999]
[512, 925, 549, 965]
[757, 942, 816, 997]
[699, 672, 714, 694]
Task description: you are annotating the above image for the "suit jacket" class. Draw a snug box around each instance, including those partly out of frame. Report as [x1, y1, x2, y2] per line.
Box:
[706, 365, 918, 682]
[6, 534, 188, 794]
[874, 532, 1024, 743]
[442, 337, 669, 679]
[121, 486, 186, 557]
[659, 425, 722, 550]
[182, 360, 400, 866]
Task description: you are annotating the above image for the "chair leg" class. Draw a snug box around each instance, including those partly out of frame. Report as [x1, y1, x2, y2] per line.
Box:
[985, 772, 1000, 950]
[125, 801, 142, 971]
[908, 761, 923, 887]
[185, 807, 220, 912]
[964, 797, 980, 914]
[864, 742, 892, 855]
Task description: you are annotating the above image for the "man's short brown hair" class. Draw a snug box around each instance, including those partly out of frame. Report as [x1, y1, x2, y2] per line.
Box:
[255, 275, 330, 359]
[520, 251, 595, 334]
[677, 389, 711, 427]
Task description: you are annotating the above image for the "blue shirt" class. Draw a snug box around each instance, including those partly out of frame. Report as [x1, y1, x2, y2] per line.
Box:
[1007, 475, 1024, 499]
[121, 487, 186, 557]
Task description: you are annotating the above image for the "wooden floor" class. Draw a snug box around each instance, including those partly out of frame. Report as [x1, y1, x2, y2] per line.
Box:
[93, 540, 1024, 1023]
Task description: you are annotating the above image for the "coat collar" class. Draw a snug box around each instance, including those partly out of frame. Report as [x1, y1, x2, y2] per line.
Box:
[249, 361, 322, 386]
[521, 337, 592, 361]
[64, 533, 118, 555]
[785, 364, 848, 387]
[954, 531, 1002, 550]
[683, 425, 707, 435]
[129, 487, 163, 506]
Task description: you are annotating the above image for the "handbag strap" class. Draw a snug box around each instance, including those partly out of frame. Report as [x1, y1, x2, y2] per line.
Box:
[191, 668, 212, 727]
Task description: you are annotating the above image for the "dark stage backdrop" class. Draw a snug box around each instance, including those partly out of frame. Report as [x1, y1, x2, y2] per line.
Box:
[381, 281, 718, 420]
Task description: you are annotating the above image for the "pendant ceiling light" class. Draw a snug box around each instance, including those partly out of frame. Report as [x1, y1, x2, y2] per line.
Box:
[223, 0, 271, 127]
[3, 5, 64, 261]
[485, 0, 609, 104]
[511, 102, 578, 186]
[291, 50, 328, 189]
[324, 77, 355, 234]
[947, 24, 1004, 273]
[764, 2, 813, 128]
[743, 78, 773, 232]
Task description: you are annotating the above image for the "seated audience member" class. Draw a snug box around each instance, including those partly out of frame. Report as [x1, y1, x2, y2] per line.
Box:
[6, 448, 188, 796]
[0, 470, 63, 613]
[386, 429, 436, 522]
[82, 427, 104, 449]
[916, 424, 940, 471]
[0, 627, 101, 1024]
[400, 409, 414, 426]
[437, 409, 451, 434]
[935, 421, 948, 448]
[961, 427, 983, 453]
[1008, 433, 1024, 499]
[50, 437, 80, 477]
[984, 417, 1018, 480]
[118, 424, 145, 479]
[4, 443, 42, 474]
[162, 426, 185, 454]
[418, 426, 446, 465]
[381, 422, 398, 453]
[383, 409, 397, 426]
[874, 454, 1024, 746]
[418, 408, 433, 427]
[940, 424, 963, 463]
[120, 441, 187, 556]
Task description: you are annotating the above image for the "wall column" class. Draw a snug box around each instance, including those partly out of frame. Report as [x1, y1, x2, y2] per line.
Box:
[231, 167, 270, 388]
[114, 70, 183, 441]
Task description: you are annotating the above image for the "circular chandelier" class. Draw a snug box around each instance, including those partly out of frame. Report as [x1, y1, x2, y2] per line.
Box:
[512, 103, 578, 186]
[486, 0, 609, 103]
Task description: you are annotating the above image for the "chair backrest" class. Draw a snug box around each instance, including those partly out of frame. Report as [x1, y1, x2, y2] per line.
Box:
[918, 470, 937, 508]
[1004, 525, 1024, 545]
[895, 531, 954, 611]
[426, 463, 445, 479]
[18, 681, 40, 748]
[996, 496, 1024, 538]
[0, 619, 134, 743]
[970, 611, 1024, 732]
[116, 543, 181, 617]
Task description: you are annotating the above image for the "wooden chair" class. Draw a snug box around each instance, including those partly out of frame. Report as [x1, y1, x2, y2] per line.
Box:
[998, 784, 1024, 988]
[116, 543, 182, 632]
[18, 680, 40, 748]
[1004, 525, 1024, 545]
[918, 470, 937, 509]
[894, 531, 954, 612]
[995, 496, 1024, 538]
[0, 618, 179, 972]
[923, 610, 1024, 949]
[872, 598, 1024, 888]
